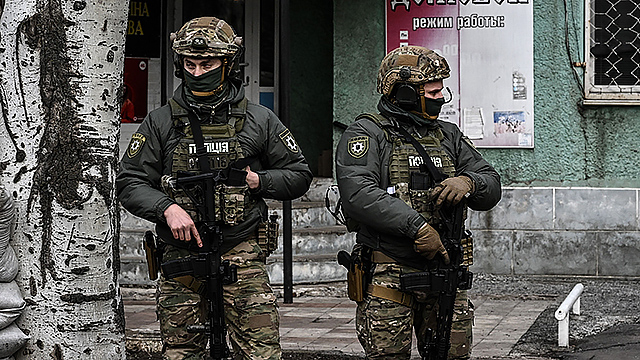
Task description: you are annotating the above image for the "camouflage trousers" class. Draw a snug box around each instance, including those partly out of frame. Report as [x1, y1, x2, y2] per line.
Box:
[157, 239, 281, 360]
[356, 263, 473, 360]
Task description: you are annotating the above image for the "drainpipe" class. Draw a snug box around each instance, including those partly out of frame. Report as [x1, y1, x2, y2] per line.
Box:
[279, 0, 293, 304]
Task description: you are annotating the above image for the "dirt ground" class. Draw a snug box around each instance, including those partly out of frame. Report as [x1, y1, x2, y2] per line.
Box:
[470, 273, 640, 359]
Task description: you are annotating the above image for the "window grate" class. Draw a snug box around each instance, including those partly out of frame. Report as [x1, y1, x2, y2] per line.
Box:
[591, 0, 640, 86]
[585, 0, 640, 102]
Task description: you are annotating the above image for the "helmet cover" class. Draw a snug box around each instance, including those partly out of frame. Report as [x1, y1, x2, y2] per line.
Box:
[171, 17, 242, 58]
[377, 45, 450, 97]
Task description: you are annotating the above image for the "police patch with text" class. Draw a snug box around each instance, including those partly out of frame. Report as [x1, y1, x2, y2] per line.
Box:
[347, 136, 369, 159]
[126, 133, 146, 158]
[279, 129, 299, 153]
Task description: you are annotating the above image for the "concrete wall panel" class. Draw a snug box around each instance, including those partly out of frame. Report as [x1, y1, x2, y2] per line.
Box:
[513, 231, 597, 275]
[597, 231, 640, 276]
[468, 188, 553, 231]
[555, 189, 637, 231]
[470, 230, 513, 275]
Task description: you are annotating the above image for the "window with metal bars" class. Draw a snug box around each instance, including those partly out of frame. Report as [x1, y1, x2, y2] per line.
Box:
[585, 0, 640, 103]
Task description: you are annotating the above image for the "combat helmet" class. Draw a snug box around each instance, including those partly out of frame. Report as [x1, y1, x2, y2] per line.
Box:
[377, 46, 450, 119]
[171, 17, 243, 79]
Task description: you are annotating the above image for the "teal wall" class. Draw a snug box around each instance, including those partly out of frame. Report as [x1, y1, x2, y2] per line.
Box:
[333, 1, 640, 187]
[290, 2, 334, 176]
[333, 1, 385, 137]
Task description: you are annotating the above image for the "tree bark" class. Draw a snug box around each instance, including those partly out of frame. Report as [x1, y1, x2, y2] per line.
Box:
[0, 1, 129, 358]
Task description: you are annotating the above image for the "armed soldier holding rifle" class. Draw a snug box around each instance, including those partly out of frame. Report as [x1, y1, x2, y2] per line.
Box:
[335, 46, 501, 359]
[117, 17, 312, 360]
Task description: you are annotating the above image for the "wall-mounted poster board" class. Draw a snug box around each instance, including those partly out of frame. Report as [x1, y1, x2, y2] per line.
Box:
[386, 0, 534, 148]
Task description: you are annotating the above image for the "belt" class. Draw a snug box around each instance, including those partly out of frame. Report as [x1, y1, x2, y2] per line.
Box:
[367, 284, 414, 307]
[372, 250, 396, 264]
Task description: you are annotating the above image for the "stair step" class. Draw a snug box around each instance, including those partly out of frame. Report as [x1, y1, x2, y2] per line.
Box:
[299, 177, 334, 203]
[119, 177, 344, 286]
[120, 257, 348, 286]
[120, 225, 354, 258]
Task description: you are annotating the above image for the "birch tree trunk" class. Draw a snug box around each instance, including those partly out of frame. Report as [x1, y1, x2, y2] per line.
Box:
[0, 1, 129, 358]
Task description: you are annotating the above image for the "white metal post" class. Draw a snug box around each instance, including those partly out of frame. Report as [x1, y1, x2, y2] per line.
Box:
[555, 283, 584, 347]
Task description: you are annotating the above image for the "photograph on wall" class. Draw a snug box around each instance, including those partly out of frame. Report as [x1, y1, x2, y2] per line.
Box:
[386, 0, 534, 148]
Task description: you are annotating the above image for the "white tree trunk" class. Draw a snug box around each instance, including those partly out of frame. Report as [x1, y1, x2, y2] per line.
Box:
[0, 1, 129, 358]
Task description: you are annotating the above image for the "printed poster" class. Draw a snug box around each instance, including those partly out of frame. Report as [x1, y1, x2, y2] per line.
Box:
[386, 0, 534, 148]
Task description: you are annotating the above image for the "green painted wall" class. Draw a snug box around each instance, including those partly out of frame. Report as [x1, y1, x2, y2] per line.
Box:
[333, 1, 640, 187]
[333, 1, 385, 137]
[290, 2, 333, 176]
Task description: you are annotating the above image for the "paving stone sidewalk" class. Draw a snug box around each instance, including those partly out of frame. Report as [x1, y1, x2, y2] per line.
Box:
[125, 295, 553, 359]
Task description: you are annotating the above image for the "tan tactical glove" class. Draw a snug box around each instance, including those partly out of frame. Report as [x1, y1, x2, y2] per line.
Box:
[414, 224, 450, 265]
[433, 176, 475, 207]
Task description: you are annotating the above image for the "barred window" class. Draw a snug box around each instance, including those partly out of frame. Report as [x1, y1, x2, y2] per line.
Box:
[585, 0, 640, 103]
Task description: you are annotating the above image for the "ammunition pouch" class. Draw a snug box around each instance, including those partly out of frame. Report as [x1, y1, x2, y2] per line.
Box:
[257, 214, 279, 257]
[393, 178, 441, 227]
[216, 183, 250, 226]
[143, 231, 162, 280]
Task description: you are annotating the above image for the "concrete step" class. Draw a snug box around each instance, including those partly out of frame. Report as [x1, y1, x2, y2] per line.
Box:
[119, 177, 343, 286]
[120, 202, 341, 259]
[120, 225, 355, 286]
[120, 225, 353, 258]
[299, 177, 334, 203]
[121, 256, 349, 286]
[266, 201, 340, 228]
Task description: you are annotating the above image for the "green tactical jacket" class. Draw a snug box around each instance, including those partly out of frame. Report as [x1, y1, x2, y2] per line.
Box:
[335, 113, 501, 270]
[116, 82, 312, 253]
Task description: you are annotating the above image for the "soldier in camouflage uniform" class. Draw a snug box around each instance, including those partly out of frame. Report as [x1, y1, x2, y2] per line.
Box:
[335, 46, 501, 359]
[116, 17, 312, 360]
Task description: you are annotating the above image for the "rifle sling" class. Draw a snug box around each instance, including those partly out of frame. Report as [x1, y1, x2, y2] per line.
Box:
[395, 125, 447, 183]
[185, 111, 212, 173]
[186, 110, 257, 176]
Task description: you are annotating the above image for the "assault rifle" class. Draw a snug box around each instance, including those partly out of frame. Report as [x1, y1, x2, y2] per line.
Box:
[394, 126, 473, 360]
[169, 168, 244, 360]
[400, 192, 472, 360]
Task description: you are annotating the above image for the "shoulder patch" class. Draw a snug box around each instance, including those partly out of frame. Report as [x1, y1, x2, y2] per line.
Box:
[462, 135, 483, 156]
[462, 135, 477, 149]
[347, 136, 369, 158]
[279, 129, 299, 153]
[126, 133, 146, 158]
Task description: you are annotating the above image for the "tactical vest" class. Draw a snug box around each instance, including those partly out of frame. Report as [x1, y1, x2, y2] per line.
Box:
[164, 98, 253, 225]
[359, 114, 458, 229]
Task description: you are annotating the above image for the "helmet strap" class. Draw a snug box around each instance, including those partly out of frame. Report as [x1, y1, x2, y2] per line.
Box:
[417, 86, 438, 120]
